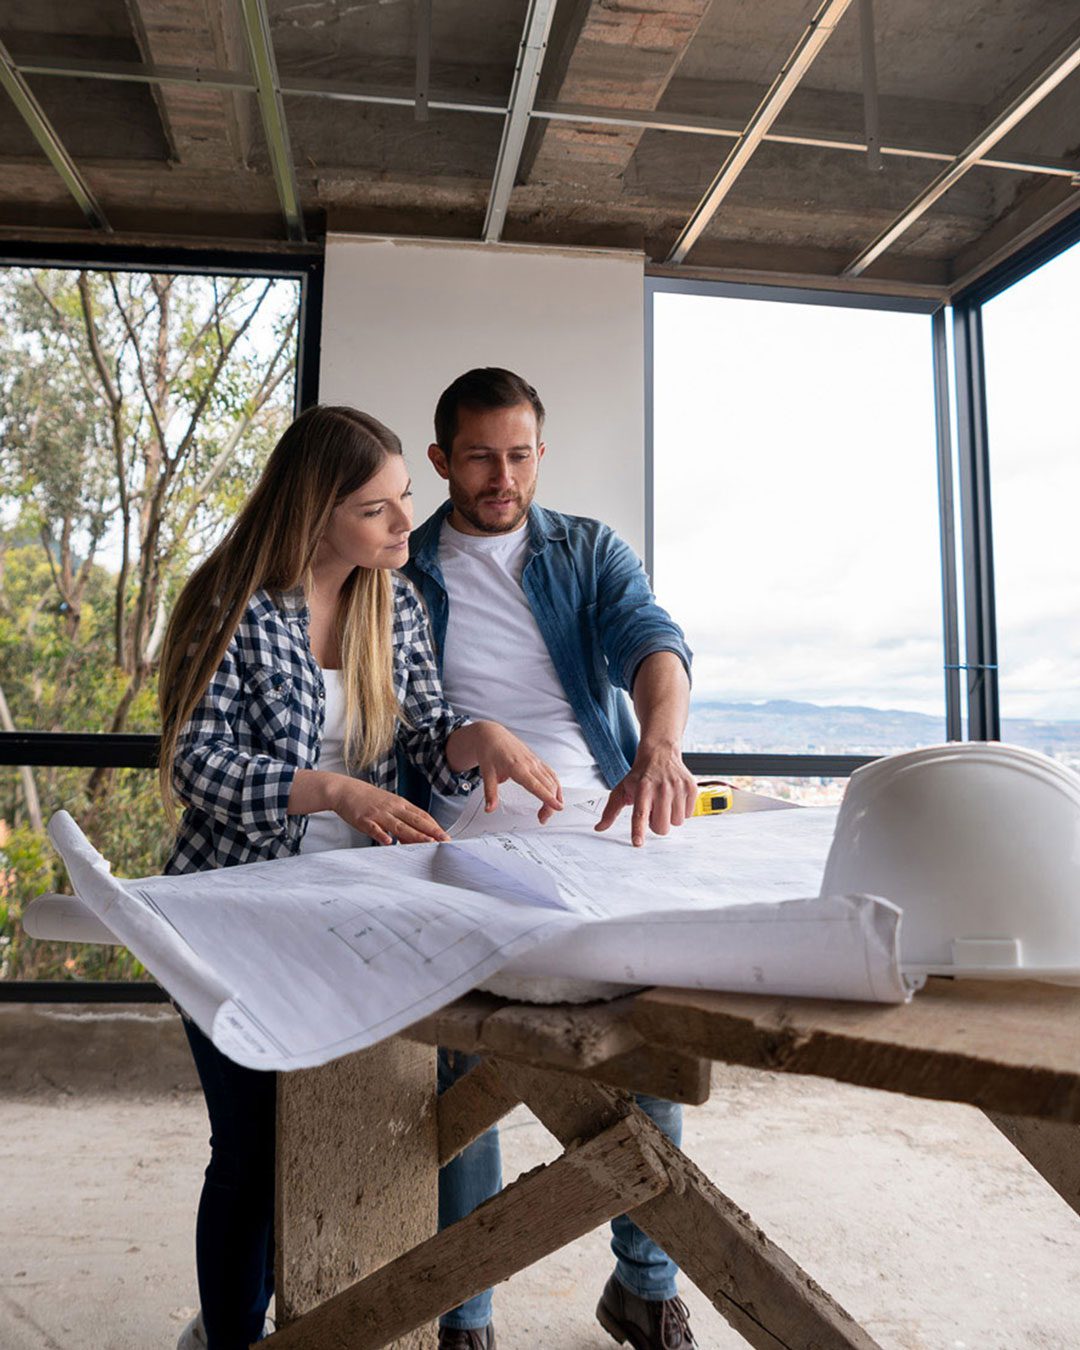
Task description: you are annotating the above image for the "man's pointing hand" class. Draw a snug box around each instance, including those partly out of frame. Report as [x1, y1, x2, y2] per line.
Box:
[595, 739, 697, 847]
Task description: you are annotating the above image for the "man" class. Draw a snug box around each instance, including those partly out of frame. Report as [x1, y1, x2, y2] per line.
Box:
[403, 368, 698, 1350]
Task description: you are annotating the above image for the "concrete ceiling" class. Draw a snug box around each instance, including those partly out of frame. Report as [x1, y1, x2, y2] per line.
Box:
[0, 0, 1077, 295]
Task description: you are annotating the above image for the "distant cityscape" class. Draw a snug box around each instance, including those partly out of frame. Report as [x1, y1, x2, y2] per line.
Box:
[687, 698, 1080, 803]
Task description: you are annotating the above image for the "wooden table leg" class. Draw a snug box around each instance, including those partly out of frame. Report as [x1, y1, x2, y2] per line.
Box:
[985, 1111, 1080, 1219]
[492, 1059, 883, 1350]
[274, 1043, 881, 1350]
[265, 1113, 672, 1348]
[276, 1037, 439, 1349]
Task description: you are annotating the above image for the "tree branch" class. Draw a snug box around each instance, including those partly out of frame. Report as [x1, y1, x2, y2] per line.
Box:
[106, 273, 168, 457]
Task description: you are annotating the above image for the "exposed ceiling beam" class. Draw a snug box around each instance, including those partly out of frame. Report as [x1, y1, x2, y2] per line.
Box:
[523, 0, 712, 191]
[0, 37, 110, 231]
[124, 0, 252, 168]
[483, 0, 558, 243]
[843, 21, 1080, 277]
[666, 0, 855, 265]
[14, 56, 1078, 185]
[238, 0, 305, 243]
[948, 179, 1080, 296]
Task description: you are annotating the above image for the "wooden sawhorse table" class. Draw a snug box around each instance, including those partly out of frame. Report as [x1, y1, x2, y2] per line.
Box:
[265, 978, 1080, 1349]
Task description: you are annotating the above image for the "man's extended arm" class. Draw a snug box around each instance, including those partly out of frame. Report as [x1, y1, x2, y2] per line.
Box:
[595, 650, 697, 847]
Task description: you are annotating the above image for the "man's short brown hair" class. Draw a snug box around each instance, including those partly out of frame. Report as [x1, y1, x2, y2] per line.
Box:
[434, 367, 546, 452]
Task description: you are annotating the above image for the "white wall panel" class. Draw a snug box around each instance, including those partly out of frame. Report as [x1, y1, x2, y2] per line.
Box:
[319, 237, 646, 555]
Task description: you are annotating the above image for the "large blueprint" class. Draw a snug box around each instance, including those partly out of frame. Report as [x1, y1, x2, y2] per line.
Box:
[31, 793, 908, 1071]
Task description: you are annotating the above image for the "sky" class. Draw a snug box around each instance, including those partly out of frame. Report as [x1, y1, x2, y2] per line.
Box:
[651, 244, 1080, 724]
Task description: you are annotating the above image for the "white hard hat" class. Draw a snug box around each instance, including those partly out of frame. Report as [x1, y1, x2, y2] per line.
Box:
[821, 742, 1080, 979]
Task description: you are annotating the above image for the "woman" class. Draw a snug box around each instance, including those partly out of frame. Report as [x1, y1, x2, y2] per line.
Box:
[159, 404, 561, 1350]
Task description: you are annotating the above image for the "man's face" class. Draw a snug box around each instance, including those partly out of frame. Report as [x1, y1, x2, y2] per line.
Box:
[428, 402, 545, 536]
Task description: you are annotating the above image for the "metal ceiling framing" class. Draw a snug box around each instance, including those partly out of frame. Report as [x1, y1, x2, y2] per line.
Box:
[843, 21, 1080, 276]
[858, 0, 882, 173]
[238, 0, 305, 243]
[0, 37, 111, 231]
[665, 0, 856, 265]
[483, 0, 558, 243]
[414, 0, 432, 122]
[12, 55, 1078, 183]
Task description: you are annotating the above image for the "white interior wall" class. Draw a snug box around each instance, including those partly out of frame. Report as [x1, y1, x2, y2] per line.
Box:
[318, 237, 647, 555]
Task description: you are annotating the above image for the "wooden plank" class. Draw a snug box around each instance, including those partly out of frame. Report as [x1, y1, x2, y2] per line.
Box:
[276, 1038, 438, 1349]
[985, 1112, 1080, 1219]
[408, 991, 644, 1070]
[631, 979, 1080, 1122]
[437, 1060, 521, 1167]
[577, 1043, 711, 1105]
[409, 992, 709, 1103]
[494, 1061, 880, 1350]
[264, 1113, 672, 1350]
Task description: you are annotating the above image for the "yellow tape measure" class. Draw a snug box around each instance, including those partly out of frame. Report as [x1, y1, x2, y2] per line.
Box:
[692, 782, 733, 816]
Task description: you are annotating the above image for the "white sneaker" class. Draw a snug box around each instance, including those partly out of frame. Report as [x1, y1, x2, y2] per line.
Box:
[176, 1309, 274, 1347]
[176, 1311, 207, 1350]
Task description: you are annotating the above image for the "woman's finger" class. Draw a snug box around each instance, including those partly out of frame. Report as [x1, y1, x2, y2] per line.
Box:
[363, 819, 395, 846]
[482, 765, 500, 813]
[514, 763, 562, 811]
[396, 801, 450, 841]
[388, 818, 441, 845]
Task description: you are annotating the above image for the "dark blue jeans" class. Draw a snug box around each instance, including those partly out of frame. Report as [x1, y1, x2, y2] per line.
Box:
[183, 1017, 276, 1350]
[438, 1049, 682, 1330]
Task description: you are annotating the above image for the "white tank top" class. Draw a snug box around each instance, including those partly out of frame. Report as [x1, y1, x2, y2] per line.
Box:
[299, 670, 373, 853]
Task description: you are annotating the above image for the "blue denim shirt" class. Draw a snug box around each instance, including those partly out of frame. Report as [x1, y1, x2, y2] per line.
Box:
[402, 502, 692, 800]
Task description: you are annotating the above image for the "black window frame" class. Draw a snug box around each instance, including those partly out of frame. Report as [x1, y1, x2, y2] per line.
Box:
[949, 203, 1080, 744]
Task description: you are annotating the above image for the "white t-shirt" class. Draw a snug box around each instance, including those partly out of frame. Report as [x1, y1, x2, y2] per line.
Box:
[300, 670, 373, 853]
[433, 520, 606, 824]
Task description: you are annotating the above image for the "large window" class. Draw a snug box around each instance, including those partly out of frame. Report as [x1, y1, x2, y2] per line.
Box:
[0, 254, 313, 983]
[981, 240, 1080, 772]
[651, 282, 947, 761]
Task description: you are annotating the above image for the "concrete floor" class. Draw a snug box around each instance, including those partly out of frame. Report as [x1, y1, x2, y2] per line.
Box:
[3, 1003, 1080, 1349]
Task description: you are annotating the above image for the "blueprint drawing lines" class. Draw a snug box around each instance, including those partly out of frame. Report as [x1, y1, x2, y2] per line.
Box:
[330, 895, 497, 966]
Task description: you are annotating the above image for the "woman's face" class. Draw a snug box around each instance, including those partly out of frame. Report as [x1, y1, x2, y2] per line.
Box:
[315, 454, 414, 574]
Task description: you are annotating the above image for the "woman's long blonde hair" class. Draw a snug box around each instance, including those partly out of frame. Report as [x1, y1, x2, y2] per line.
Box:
[158, 405, 405, 821]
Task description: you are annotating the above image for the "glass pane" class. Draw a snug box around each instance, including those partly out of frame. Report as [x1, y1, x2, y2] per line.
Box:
[982, 241, 1080, 771]
[652, 289, 946, 756]
[0, 266, 302, 984]
[0, 267, 302, 738]
[0, 766, 168, 983]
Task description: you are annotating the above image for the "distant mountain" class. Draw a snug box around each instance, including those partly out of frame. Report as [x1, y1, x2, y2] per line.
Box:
[687, 697, 1080, 764]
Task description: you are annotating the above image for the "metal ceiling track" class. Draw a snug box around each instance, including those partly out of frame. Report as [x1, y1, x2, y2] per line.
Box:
[238, 0, 305, 243]
[0, 37, 111, 231]
[11, 50, 1078, 189]
[666, 0, 856, 265]
[415, 0, 432, 122]
[844, 22, 1080, 276]
[483, 0, 558, 243]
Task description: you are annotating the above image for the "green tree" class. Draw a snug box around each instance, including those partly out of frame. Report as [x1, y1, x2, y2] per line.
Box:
[0, 267, 300, 981]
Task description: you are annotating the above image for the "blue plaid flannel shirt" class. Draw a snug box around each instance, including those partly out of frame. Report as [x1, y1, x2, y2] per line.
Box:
[165, 574, 476, 874]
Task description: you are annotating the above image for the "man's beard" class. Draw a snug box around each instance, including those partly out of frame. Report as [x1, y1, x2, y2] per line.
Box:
[451, 487, 532, 535]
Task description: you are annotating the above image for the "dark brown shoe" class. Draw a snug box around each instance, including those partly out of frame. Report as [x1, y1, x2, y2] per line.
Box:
[437, 1326, 495, 1350]
[596, 1275, 697, 1349]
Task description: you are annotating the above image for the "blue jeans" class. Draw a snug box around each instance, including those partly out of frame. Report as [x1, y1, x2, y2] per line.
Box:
[437, 1049, 682, 1330]
[184, 1018, 275, 1350]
